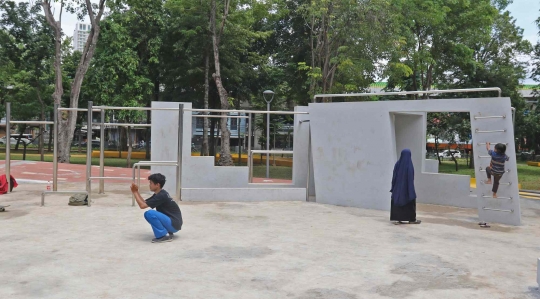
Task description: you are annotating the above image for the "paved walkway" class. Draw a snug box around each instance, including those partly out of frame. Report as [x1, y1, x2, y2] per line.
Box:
[1, 183, 540, 298]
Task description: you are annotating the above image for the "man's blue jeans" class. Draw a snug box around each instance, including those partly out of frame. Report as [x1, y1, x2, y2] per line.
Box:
[144, 210, 178, 238]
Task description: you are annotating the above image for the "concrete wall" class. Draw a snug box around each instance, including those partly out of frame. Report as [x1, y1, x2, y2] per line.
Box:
[424, 160, 439, 173]
[309, 97, 520, 225]
[150, 102, 309, 201]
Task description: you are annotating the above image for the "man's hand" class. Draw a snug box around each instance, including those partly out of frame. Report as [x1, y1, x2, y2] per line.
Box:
[130, 183, 139, 193]
[486, 142, 490, 152]
[131, 183, 149, 209]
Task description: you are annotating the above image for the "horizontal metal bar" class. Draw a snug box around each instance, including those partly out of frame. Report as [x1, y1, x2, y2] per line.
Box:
[93, 106, 178, 111]
[41, 190, 88, 207]
[134, 162, 177, 166]
[57, 108, 102, 112]
[481, 194, 513, 199]
[187, 108, 308, 115]
[137, 161, 176, 163]
[478, 155, 491, 158]
[477, 142, 508, 145]
[482, 207, 514, 213]
[94, 106, 308, 115]
[10, 121, 54, 125]
[42, 190, 88, 194]
[474, 115, 506, 119]
[102, 123, 151, 127]
[480, 181, 512, 186]
[314, 87, 502, 100]
[479, 167, 510, 173]
[191, 115, 248, 119]
[88, 176, 134, 180]
[475, 129, 507, 133]
[251, 150, 294, 154]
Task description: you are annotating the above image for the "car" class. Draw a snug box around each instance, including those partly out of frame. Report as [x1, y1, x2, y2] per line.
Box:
[0, 136, 31, 145]
[438, 150, 462, 158]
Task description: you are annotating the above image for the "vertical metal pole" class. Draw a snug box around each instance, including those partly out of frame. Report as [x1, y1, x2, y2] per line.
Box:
[132, 164, 136, 206]
[88, 178, 92, 207]
[266, 104, 270, 178]
[237, 117, 241, 165]
[86, 101, 93, 193]
[511, 107, 516, 131]
[5, 102, 10, 193]
[306, 125, 311, 202]
[99, 109, 105, 193]
[247, 113, 252, 182]
[53, 104, 58, 191]
[137, 164, 141, 190]
[176, 104, 184, 201]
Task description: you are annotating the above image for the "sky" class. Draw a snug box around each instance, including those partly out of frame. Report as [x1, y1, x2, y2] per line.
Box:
[12, 0, 540, 84]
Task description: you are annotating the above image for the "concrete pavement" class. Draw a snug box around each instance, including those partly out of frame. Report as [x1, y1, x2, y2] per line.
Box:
[1, 183, 540, 298]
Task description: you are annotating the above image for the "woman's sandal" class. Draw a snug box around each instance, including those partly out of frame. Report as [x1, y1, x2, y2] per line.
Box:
[478, 222, 491, 228]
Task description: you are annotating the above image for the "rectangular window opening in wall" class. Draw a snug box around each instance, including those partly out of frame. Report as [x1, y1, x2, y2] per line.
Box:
[231, 118, 238, 131]
[424, 112, 472, 172]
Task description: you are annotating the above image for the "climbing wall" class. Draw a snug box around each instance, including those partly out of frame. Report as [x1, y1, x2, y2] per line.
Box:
[471, 107, 521, 226]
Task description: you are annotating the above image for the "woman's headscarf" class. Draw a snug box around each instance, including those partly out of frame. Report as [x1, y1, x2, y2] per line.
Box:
[390, 149, 416, 206]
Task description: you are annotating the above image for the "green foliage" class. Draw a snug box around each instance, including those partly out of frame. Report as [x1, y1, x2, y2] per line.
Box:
[0, 1, 55, 121]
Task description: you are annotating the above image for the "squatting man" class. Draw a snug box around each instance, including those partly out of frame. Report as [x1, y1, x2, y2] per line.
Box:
[130, 173, 183, 243]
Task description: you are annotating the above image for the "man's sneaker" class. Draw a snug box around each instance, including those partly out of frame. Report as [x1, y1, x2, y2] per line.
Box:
[151, 235, 172, 243]
[169, 232, 174, 240]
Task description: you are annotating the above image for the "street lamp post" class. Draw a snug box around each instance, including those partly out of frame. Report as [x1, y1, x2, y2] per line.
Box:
[263, 90, 274, 178]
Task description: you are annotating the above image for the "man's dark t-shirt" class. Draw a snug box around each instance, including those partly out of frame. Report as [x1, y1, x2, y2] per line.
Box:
[145, 190, 183, 230]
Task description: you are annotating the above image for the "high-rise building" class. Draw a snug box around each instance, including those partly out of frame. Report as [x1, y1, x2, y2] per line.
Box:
[73, 23, 91, 52]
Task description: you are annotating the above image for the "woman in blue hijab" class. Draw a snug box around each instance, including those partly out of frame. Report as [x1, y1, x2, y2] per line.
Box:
[390, 149, 421, 224]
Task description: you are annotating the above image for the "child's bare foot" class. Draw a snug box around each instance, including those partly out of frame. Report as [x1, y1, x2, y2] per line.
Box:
[485, 180, 492, 184]
[493, 193, 497, 198]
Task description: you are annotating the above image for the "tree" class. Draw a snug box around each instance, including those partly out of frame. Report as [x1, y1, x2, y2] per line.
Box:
[209, 0, 234, 165]
[527, 8, 540, 153]
[0, 1, 56, 158]
[41, 0, 106, 163]
[297, 0, 394, 102]
[385, 0, 497, 98]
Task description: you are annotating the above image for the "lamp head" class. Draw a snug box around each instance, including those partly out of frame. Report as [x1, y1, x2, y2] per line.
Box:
[263, 90, 274, 103]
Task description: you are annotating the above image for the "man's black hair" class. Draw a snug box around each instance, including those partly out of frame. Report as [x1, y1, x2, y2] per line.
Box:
[495, 143, 506, 154]
[148, 173, 166, 188]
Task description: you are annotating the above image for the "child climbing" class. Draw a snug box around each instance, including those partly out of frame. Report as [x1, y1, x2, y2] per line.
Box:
[485, 142, 510, 198]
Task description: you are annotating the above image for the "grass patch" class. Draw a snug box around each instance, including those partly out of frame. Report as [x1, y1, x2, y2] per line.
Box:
[436, 158, 540, 190]
[252, 165, 292, 180]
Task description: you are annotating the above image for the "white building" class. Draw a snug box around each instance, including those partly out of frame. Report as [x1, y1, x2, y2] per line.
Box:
[73, 23, 91, 52]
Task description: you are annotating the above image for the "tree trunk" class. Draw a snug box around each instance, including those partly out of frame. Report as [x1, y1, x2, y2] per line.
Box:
[435, 137, 441, 165]
[127, 126, 132, 168]
[37, 91, 45, 161]
[310, 15, 316, 102]
[78, 128, 82, 153]
[48, 110, 53, 152]
[210, 0, 233, 166]
[202, 52, 210, 156]
[450, 153, 458, 171]
[469, 146, 474, 169]
[209, 117, 216, 156]
[43, 0, 106, 163]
